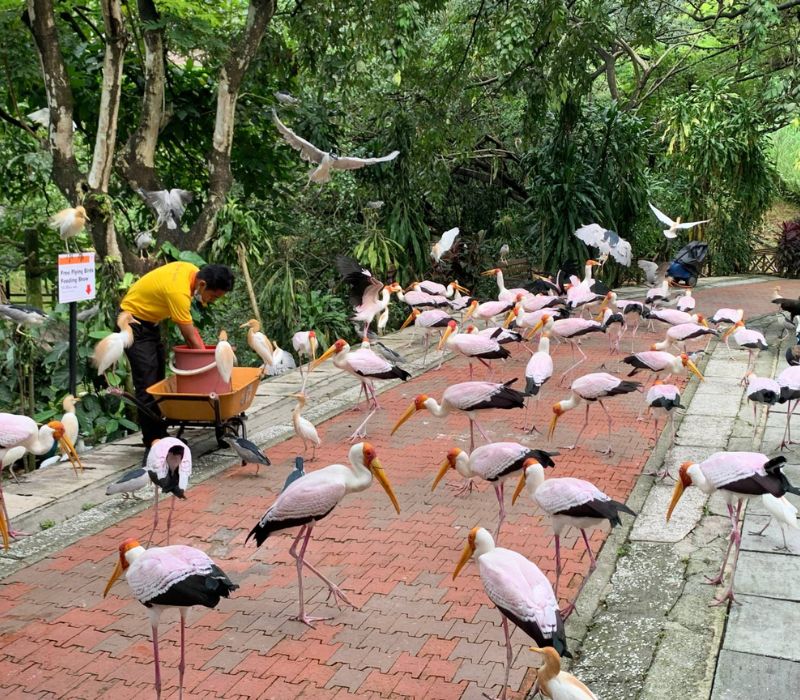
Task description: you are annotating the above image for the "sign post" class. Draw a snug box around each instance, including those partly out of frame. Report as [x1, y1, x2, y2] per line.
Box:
[58, 253, 96, 395]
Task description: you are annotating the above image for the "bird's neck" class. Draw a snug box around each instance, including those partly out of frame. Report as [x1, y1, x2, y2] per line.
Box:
[562, 393, 582, 412]
[424, 397, 446, 417]
[455, 453, 473, 479]
[688, 464, 707, 490]
[473, 529, 495, 558]
[378, 287, 391, 307]
[583, 264, 594, 282]
[538, 336, 550, 354]
[333, 349, 350, 370]
[125, 545, 147, 567]
[347, 461, 373, 494]
[526, 464, 546, 495]
[535, 653, 562, 694]
[29, 427, 56, 456]
[494, 270, 506, 293]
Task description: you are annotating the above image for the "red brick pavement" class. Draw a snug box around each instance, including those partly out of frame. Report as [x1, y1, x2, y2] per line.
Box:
[0, 279, 797, 699]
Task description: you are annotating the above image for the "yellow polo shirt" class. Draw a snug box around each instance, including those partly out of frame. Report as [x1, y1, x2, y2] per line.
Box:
[120, 262, 198, 324]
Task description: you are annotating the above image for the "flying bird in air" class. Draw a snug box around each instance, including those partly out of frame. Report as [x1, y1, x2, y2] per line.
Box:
[648, 203, 709, 239]
[573, 224, 632, 266]
[272, 111, 399, 184]
[431, 227, 460, 263]
[139, 188, 194, 230]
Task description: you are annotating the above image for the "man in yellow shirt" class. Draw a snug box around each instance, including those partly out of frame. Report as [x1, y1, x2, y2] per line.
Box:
[120, 262, 234, 447]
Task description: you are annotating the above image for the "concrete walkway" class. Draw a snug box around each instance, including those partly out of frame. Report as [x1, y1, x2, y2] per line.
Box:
[569, 312, 800, 699]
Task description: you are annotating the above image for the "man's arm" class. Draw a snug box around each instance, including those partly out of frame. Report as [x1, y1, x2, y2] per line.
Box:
[177, 322, 205, 349]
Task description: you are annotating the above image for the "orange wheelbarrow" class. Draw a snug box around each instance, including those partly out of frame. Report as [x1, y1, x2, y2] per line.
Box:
[115, 367, 262, 447]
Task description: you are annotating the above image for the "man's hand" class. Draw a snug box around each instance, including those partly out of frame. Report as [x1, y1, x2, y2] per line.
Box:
[177, 322, 205, 349]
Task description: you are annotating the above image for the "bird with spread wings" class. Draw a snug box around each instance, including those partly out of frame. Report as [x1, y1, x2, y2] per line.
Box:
[431, 227, 460, 263]
[648, 203, 709, 239]
[273, 112, 399, 184]
[139, 188, 194, 231]
[573, 224, 632, 266]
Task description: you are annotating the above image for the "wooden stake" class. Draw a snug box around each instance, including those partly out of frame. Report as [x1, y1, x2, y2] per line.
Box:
[237, 243, 262, 326]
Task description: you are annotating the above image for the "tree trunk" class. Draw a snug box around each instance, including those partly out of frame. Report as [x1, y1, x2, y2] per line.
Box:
[186, 0, 276, 252]
[23, 227, 43, 308]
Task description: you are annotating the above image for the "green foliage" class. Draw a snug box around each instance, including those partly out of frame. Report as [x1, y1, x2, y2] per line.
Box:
[771, 124, 800, 202]
[777, 219, 800, 278]
[39, 520, 56, 531]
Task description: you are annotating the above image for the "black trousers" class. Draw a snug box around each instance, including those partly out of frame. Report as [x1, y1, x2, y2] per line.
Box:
[123, 316, 169, 446]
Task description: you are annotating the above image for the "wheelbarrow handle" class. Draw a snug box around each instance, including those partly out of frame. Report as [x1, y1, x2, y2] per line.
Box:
[106, 388, 164, 423]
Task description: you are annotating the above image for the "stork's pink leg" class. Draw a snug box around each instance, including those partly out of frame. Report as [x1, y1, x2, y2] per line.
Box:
[166, 496, 176, 546]
[597, 400, 614, 455]
[561, 528, 599, 619]
[711, 500, 744, 606]
[348, 408, 377, 442]
[367, 381, 381, 410]
[289, 525, 332, 627]
[565, 404, 591, 451]
[472, 417, 492, 445]
[780, 399, 800, 449]
[495, 615, 512, 700]
[752, 403, 758, 440]
[554, 534, 562, 598]
[147, 486, 160, 547]
[493, 483, 505, 542]
[559, 340, 587, 383]
[705, 502, 741, 586]
[178, 609, 186, 700]
[151, 622, 162, 699]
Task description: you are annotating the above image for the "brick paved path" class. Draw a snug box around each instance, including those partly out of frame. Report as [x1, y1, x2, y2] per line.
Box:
[1, 279, 797, 700]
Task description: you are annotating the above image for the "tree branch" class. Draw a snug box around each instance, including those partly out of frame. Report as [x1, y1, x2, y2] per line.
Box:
[186, 0, 276, 252]
[686, 0, 800, 22]
[119, 0, 166, 191]
[25, 0, 84, 203]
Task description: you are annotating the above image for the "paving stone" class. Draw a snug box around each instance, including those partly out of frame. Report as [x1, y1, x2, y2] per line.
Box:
[723, 594, 800, 661]
[629, 482, 708, 543]
[711, 649, 800, 700]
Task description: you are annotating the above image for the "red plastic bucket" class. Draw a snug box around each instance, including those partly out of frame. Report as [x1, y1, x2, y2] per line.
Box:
[172, 345, 232, 394]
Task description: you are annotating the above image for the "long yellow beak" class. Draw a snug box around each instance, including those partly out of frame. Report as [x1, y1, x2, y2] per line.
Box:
[700, 317, 709, 328]
[453, 283, 470, 293]
[103, 559, 124, 597]
[437, 325, 455, 351]
[404, 282, 418, 292]
[721, 325, 735, 340]
[481, 269, 498, 277]
[391, 403, 418, 435]
[463, 304, 476, 321]
[453, 540, 475, 579]
[511, 472, 527, 505]
[547, 413, 559, 441]
[310, 344, 337, 371]
[431, 459, 452, 492]
[0, 505, 9, 551]
[687, 360, 704, 381]
[400, 311, 417, 330]
[239, 321, 251, 328]
[503, 310, 516, 329]
[370, 458, 400, 514]
[666, 480, 685, 522]
[60, 436, 83, 475]
[531, 319, 545, 335]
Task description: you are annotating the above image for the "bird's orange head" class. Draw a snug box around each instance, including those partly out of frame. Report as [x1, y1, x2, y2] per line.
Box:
[463, 300, 479, 320]
[666, 462, 695, 522]
[391, 394, 429, 435]
[453, 526, 481, 579]
[696, 313, 708, 327]
[547, 402, 565, 441]
[400, 308, 421, 329]
[680, 353, 704, 381]
[47, 420, 65, 440]
[362, 442, 377, 465]
[385, 282, 403, 293]
[432, 447, 463, 491]
[309, 330, 316, 338]
[104, 538, 140, 597]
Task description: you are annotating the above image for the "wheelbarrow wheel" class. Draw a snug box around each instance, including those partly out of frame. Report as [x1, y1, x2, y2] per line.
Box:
[215, 425, 229, 449]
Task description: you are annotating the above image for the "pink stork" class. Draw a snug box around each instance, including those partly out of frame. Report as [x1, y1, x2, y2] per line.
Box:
[667, 452, 800, 604]
[521, 293, 563, 313]
[146, 437, 192, 546]
[400, 307, 452, 362]
[512, 461, 635, 615]
[722, 321, 768, 377]
[103, 539, 237, 699]
[1, 416, 82, 539]
[622, 350, 704, 384]
[522, 331, 553, 432]
[676, 288, 695, 313]
[548, 373, 640, 454]
[438, 320, 510, 378]
[777, 365, 800, 449]
[408, 279, 469, 298]
[432, 444, 557, 537]
[453, 527, 569, 700]
[463, 297, 520, 327]
[531, 314, 606, 383]
[246, 443, 400, 626]
[311, 339, 411, 440]
[646, 308, 704, 327]
[392, 380, 526, 451]
[336, 255, 401, 340]
[651, 322, 717, 352]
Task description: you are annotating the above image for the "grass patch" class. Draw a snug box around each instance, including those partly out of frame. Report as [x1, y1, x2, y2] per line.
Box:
[39, 519, 56, 530]
[771, 124, 800, 200]
[81, 502, 96, 511]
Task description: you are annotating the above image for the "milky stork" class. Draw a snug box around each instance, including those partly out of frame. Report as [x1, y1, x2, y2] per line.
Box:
[453, 527, 569, 700]
[548, 373, 641, 454]
[392, 380, 526, 451]
[645, 381, 683, 454]
[247, 443, 399, 626]
[651, 322, 717, 352]
[103, 539, 237, 699]
[292, 330, 318, 390]
[432, 444, 556, 538]
[336, 255, 401, 340]
[482, 268, 531, 302]
[512, 462, 635, 614]
[667, 452, 800, 604]
[311, 339, 410, 440]
[0, 414, 82, 476]
[146, 438, 191, 546]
